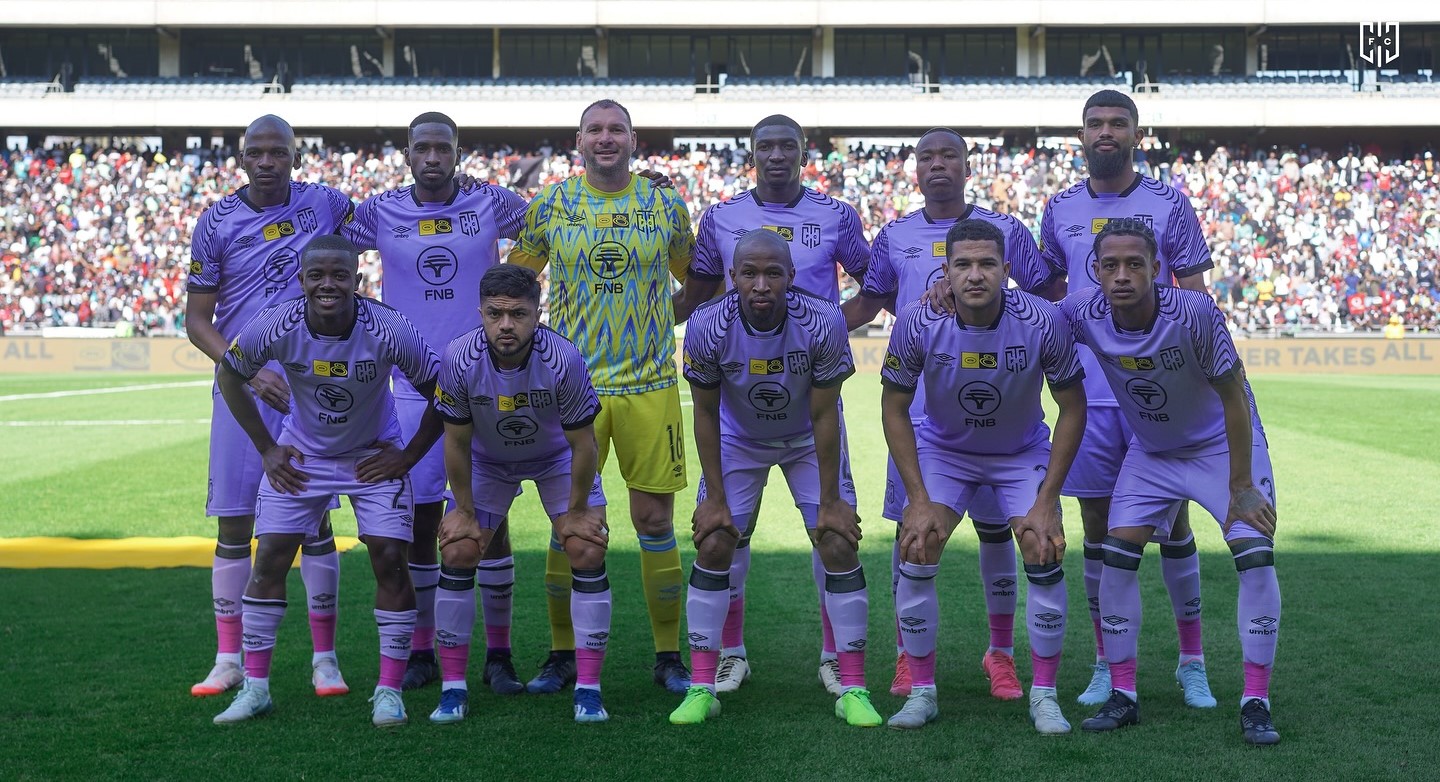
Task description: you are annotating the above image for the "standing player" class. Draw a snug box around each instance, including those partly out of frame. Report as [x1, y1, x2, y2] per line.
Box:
[842, 128, 1060, 700]
[1038, 91, 1217, 707]
[1063, 219, 1280, 745]
[212, 235, 443, 727]
[343, 112, 530, 695]
[507, 99, 694, 694]
[881, 220, 1085, 733]
[673, 230, 880, 727]
[185, 114, 353, 699]
[429, 265, 613, 724]
[673, 114, 870, 696]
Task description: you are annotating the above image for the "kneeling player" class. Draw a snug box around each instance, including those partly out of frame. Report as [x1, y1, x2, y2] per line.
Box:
[213, 236, 443, 727]
[1063, 220, 1281, 745]
[881, 220, 1086, 733]
[429, 265, 613, 724]
[673, 230, 881, 727]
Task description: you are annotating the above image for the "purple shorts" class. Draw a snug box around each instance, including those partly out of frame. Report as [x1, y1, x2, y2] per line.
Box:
[395, 386, 447, 505]
[206, 381, 287, 517]
[472, 456, 606, 520]
[255, 452, 415, 541]
[1109, 434, 1277, 543]
[1061, 406, 1134, 498]
[911, 442, 1052, 521]
[697, 433, 859, 534]
[885, 454, 1006, 523]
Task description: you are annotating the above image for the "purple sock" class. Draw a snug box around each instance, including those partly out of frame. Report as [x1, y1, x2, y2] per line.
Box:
[409, 563, 440, 653]
[477, 556, 514, 653]
[722, 543, 751, 655]
[375, 608, 416, 690]
[1024, 562, 1066, 687]
[824, 566, 869, 689]
[976, 522, 1017, 650]
[812, 549, 836, 659]
[212, 543, 251, 657]
[435, 566, 475, 685]
[241, 597, 285, 680]
[1160, 533, 1204, 660]
[1083, 540, 1105, 658]
[1099, 536, 1145, 688]
[571, 567, 612, 688]
[895, 560, 940, 679]
[1234, 539, 1280, 700]
[301, 536, 339, 654]
[686, 564, 730, 688]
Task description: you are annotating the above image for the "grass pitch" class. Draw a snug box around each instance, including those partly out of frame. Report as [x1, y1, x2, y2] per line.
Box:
[1, 372, 1436, 780]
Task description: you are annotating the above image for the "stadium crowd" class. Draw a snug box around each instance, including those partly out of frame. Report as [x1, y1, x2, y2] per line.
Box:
[2, 138, 1436, 335]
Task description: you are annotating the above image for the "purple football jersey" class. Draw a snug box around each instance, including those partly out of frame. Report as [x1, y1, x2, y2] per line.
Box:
[343, 182, 527, 386]
[1039, 176, 1212, 407]
[187, 182, 355, 340]
[432, 325, 602, 464]
[690, 189, 869, 301]
[1060, 285, 1263, 458]
[222, 297, 439, 457]
[683, 289, 855, 442]
[861, 205, 1053, 419]
[882, 289, 1083, 455]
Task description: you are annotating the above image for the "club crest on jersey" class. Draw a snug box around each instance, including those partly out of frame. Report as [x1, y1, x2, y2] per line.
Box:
[458, 210, 481, 236]
[313, 360, 348, 378]
[419, 219, 452, 236]
[297, 208, 318, 233]
[596, 213, 630, 229]
[354, 360, 378, 383]
[801, 223, 821, 249]
[262, 220, 296, 241]
[749, 357, 785, 375]
[932, 241, 947, 257]
[961, 352, 998, 369]
[762, 225, 795, 241]
[1117, 355, 1156, 371]
[1160, 346, 1186, 370]
[633, 210, 658, 231]
[1004, 346, 1028, 373]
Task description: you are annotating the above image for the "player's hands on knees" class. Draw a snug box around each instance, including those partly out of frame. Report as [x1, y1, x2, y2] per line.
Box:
[817, 499, 862, 550]
[438, 507, 482, 550]
[249, 368, 292, 414]
[1015, 501, 1066, 565]
[557, 506, 609, 549]
[262, 445, 309, 494]
[1225, 483, 1277, 539]
[900, 500, 949, 565]
[691, 496, 738, 547]
[636, 169, 674, 189]
[356, 441, 413, 483]
[922, 277, 956, 315]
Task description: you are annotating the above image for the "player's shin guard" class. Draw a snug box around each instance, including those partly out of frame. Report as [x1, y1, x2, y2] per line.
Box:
[375, 608, 417, 691]
[1233, 539, 1280, 704]
[408, 563, 440, 654]
[212, 542, 251, 661]
[824, 566, 869, 689]
[240, 598, 285, 683]
[813, 549, 837, 660]
[1083, 541, 1105, 658]
[638, 532, 683, 653]
[477, 556, 515, 653]
[544, 535, 575, 651]
[301, 536, 339, 656]
[1160, 533, 1204, 661]
[571, 567, 612, 689]
[722, 540, 751, 656]
[1024, 563, 1067, 689]
[1099, 536, 1144, 697]
[895, 561, 941, 687]
[435, 566, 476, 689]
[976, 522, 1018, 653]
[685, 565, 730, 690]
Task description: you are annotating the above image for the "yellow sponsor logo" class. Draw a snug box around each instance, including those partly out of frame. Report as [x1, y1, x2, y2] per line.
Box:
[227, 340, 244, 362]
[596, 213, 630, 229]
[434, 385, 458, 407]
[762, 225, 794, 241]
[419, 218, 452, 236]
[262, 220, 296, 241]
[748, 357, 784, 375]
[961, 352, 998, 369]
[1118, 355, 1156, 370]
[884, 353, 902, 371]
[498, 392, 530, 411]
[312, 360, 348, 377]
[932, 241, 947, 257]
[189, 260, 203, 274]
[1091, 218, 1111, 234]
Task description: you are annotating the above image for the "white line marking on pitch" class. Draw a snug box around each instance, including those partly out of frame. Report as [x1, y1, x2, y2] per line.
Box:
[0, 380, 210, 402]
[0, 419, 209, 427]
